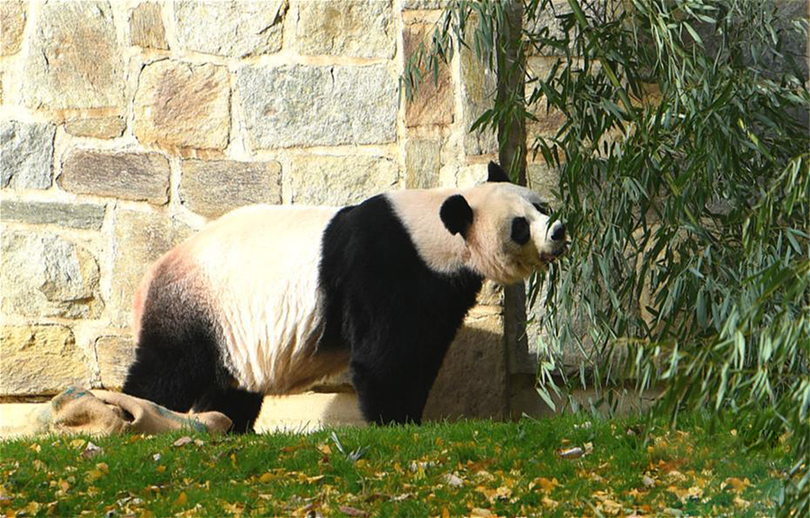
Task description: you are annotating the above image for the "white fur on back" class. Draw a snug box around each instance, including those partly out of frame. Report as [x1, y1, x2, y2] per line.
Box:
[175, 205, 343, 394]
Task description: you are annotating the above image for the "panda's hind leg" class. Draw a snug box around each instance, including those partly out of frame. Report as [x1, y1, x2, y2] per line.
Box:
[123, 265, 262, 433]
[194, 388, 264, 433]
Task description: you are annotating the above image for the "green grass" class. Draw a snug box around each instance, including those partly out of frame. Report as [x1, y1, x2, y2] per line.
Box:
[0, 413, 791, 517]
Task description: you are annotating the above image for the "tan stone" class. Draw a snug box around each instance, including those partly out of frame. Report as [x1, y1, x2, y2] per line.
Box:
[0, 325, 91, 396]
[526, 57, 567, 143]
[134, 60, 230, 150]
[424, 310, 506, 420]
[0, 0, 26, 56]
[60, 150, 170, 205]
[179, 159, 282, 218]
[110, 210, 194, 327]
[95, 335, 136, 389]
[64, 117, 126, 139]
[404, 23, 453, 127]
[459, 26, 498, 156]
[286, 155, 398, 206]
[404, 138, 441, 188]
[23, 1, 124, 110]
[129, 2, 168, 50]
[295, 0, 394, 59]
[1, 231, 102, 319]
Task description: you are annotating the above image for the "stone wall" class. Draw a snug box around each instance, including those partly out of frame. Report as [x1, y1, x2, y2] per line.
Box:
[0, 0, 560, 418]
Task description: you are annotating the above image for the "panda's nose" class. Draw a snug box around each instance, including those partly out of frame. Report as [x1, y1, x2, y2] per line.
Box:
[550, 222, 566, 242]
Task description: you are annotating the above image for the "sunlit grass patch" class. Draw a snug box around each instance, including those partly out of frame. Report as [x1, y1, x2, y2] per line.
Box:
[0, 412, 789, 517]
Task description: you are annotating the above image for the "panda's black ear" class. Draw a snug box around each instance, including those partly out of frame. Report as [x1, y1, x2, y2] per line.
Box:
[487, 161, 511, 183]
[440, 195, 473, 238]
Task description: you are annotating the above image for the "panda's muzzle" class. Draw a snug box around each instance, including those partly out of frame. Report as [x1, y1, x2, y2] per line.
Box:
[537, 221, 568, 264]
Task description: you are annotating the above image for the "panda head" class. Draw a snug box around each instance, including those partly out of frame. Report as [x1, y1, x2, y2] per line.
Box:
[439, 162, 567, 285]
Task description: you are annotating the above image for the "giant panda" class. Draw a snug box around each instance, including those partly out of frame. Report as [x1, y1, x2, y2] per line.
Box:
[122, 162, 567, 432]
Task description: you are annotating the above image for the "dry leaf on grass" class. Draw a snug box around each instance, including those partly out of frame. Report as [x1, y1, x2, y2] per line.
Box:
[173, 436, 193, 448]
[338, 505, 368, 516]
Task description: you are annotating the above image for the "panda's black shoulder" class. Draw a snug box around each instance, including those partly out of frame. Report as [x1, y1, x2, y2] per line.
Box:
[320, 193, 418, 275]
[317, 193, 482, 349]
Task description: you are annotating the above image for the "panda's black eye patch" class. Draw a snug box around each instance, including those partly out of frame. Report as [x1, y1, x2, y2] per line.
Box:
[533, 202, 551, 216]
[511, 217, 530, 245]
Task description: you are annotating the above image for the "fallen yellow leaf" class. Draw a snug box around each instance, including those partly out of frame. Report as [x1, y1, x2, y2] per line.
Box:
[529, 477, 559, 492]
[722, 477, 750, 493]
[173, 492, 188, 507]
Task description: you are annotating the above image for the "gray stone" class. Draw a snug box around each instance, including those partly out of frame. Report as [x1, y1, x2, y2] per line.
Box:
[180, 159, 282, 218]
[527, 161, 561, 203]
[1, 231, 102, 319]
[238, 64, 397, 149]
[404, 138, 441, 188]
[0, 200, 105, 230]
[0, 325, 91, 396]
[402, 0, 451, 8]
[404, 23, 453, 127]
[286, 154, 398, 206]
[1, 120, 55, 189]
[174, 0, 285, 58]
[22, 0, 124, 110]
[525, 0, 573, 56]
[95, 335, 136, 389]
[130, 2, 168, 50]
[64, 117, 126, 139]
[110, 210, 194, 327]
[295, 0, 394, 59]
[133, 60, 230, 151]
[0, 0, 26, 56]
[424, 309, 507, 420]
[59, 150, 170, 205]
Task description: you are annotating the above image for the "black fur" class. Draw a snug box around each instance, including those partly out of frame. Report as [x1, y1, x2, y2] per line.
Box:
[320, 195, 483, 424]
[122, 262, 263, 433]
[439, 194, 474, 238]
[487, 161, 510, 183]
[511, 216, 530, 245]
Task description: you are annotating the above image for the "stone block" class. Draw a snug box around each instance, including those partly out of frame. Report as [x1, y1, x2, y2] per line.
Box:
[402, 0, 451, 8]
[0, 120, 55, 189]
[60, 150, 170, 204]
[460, 31, 498, 156]
[526, 57, 567, 144]
[174, 0, 284, 57]
[134, 60, 230, 151]
[179, 159, 282, 218]
[95, 335, 136, 389]
[110, 210, 194, 327]
[286, 155, 398, 206]
[295, 0, 394, 59]
[0, 0, 26, 56]
[238, 64, 397, 149]
[22, 0, 124, 111]
[64, 117, 126, 139]
[527, 161, 560, 204]
[423, 309, 506, 420]
[1, 231, 102, 319]
[404, 138, 441, 188]
[130, 2, 168, 50]
[404, 23, 453, 127]
[0, 200, 105, 230]
[0, 325, 91, 396]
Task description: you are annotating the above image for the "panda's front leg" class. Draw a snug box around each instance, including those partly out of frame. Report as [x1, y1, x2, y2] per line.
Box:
[350, 359, 433, 425]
